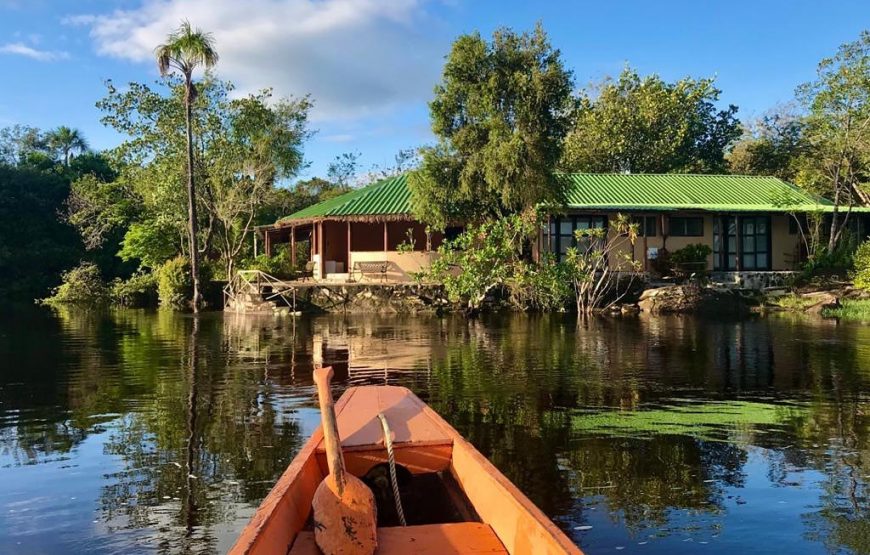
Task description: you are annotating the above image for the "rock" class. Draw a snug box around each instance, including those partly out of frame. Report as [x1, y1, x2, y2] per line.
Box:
[763, 287, 789, 299]
[638, 285, 750, 315]
[800, 291, 840, 314]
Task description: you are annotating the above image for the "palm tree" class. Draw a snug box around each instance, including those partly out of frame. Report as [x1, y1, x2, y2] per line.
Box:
[47, 126, 88, 166]
[155, 21, 219, 313]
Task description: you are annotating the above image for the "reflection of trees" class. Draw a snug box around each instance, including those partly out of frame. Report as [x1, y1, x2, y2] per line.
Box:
[3, 307, 869, 554]
[411, 313, 869, 551]
[3, 308, 307, 553]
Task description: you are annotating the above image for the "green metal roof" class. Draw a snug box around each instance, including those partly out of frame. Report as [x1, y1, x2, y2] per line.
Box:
[277, 173, 843, 224]
[279, 174, 411, 222]
[557, 173, 834, 213]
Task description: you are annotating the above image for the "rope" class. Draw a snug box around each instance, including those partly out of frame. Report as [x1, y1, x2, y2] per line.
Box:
[377, 412, 406, 526]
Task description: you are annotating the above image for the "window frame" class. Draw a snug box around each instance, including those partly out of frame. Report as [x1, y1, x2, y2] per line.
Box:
[669, 216, 705, 237]
[547, 215, 608, 261]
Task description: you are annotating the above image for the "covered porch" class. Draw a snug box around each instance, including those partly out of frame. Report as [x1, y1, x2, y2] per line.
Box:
[257, 218, 444, 283]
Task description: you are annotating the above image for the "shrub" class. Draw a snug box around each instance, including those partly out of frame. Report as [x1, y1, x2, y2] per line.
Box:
[852, 240, 870, 290]
[42, 262, 109, 305]
[670, 243, 712, 267]
[425, 213, 537, 311]
[245, 250, 296, 279]
[509, 257, 572, 311]
[111, 270, 158, 307]
[157, 256, 192, 310]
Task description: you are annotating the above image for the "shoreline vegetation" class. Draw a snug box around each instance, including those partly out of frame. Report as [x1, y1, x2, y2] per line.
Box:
[3, 26, 870, 321]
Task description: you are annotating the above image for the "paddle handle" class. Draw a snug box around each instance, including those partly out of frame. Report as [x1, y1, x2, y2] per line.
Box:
[313, 367, 346, 494]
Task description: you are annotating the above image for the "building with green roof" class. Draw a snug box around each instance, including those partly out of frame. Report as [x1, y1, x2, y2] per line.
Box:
[259, 173, 866, 281]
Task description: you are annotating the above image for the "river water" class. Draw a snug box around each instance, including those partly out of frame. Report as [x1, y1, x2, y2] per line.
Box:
[0, 306, 867, 554]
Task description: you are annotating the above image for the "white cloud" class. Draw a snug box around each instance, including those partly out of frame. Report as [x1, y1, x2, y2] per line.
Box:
[0, 42, 69, 61]
[68, 0, 448, 121]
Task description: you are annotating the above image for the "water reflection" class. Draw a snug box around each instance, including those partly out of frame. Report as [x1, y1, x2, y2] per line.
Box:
[0, 308, 867, 554]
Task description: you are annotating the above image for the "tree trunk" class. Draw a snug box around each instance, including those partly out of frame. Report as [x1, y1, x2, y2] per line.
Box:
[185, 75, 202, 313]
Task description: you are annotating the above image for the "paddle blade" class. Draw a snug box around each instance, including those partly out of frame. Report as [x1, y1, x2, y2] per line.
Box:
[313, 474, 378, 555]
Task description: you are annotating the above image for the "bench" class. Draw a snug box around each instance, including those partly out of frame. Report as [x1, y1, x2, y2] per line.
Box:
[353, 261, 389, 282]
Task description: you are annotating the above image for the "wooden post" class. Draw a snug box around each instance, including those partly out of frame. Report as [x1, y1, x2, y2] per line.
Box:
[383, 221, 388, 253]
[291, 225, 297, 268]
[346, 221, 352, 275]
[265, 230, 272, 257]
[253, 231, 258, 258]
[318, 221, 324, 279]
[735, 216, 742, 271]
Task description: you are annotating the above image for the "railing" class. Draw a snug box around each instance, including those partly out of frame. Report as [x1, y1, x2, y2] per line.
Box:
[224, 270, 297, 310]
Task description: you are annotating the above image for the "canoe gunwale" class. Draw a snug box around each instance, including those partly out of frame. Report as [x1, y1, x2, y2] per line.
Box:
[229, 385, 582, 555]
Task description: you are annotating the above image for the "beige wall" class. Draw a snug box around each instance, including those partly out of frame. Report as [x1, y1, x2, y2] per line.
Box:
[350, 250, 438, 282]
[541, 212, 802, 272]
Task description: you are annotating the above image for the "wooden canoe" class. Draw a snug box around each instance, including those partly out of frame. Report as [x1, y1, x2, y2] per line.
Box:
[230, 385, 582, 555]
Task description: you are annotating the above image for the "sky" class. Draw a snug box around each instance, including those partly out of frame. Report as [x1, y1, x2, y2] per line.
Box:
[0, 0, 868, 181]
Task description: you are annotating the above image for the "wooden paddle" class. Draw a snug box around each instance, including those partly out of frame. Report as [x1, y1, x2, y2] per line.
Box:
[311, 367, 378, 555]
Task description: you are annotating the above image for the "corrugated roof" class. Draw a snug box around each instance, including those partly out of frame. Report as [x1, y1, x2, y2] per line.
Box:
[277, 173, 844, 224]
[557, 173, 834, 212]
[279, 174, 411, 222]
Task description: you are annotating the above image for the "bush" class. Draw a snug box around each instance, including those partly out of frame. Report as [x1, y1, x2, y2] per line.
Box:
[157, 256, 192, 310]
[670, 243, 712, 267]
[852, 240, 870, 290]
[42, 262, 109, 305]
[425, 214, 538, 311]
[111, 270, 158, 307]
[245, 251, 296, 279]
[509, 257, 572, 311]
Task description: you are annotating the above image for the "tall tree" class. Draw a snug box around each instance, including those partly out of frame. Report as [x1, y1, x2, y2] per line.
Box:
[794, 30, 870, 251]
[561, 67, 740, 174]
[47, 126, 89, 166]
[728, 106, 805, 181]
[155, 20, 219, 313]
[82, 78, 310, 285]
[410, 24, 575, 228]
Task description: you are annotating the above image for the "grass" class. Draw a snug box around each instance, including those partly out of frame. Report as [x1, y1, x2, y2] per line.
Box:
[822, 298, 870, 321]
[765, 293, 817, 311]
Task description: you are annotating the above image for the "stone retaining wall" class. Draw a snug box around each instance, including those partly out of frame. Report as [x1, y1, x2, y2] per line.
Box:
[227, 283, 451, 314]
[710, 271, 799, 290]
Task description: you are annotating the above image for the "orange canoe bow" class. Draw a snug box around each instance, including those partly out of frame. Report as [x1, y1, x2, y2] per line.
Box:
[230, 385, 582, 555]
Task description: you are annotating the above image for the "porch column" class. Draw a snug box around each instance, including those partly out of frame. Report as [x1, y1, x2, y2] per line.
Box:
[253, 232, 258, 257]
[317, 221, 324, 279]
[265, 230, 272, 257]
[735, 216, 742, 271]
[347, 221, 352, 275]
[383, 221, 388, 252]
[290, 225, 297, 267]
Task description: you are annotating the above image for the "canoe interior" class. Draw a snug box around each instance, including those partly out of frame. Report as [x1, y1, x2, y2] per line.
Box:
[231, 385, 582, 555]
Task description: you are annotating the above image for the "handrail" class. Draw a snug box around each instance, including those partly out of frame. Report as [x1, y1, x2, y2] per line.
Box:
[224, 269, 298, 310]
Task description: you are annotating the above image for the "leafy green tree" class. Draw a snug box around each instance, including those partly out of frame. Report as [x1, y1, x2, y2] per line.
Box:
[794, 30, 870, 251]
[46, 126, 89, 166]
[0, 165, 83, 300]
[728, 107, 806, 180]
[0, 124, 49, 164]
[86, 77, 311, 291]
[410, 24, 575, 228]
[561, 67, 740, 174]
[155, 20, 220, 312]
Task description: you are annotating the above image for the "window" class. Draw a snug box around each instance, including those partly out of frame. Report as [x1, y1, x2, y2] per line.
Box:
[714, 215, 770, 270]
[669, 216, 704, 237]
[547, 215, 607, 261]
[741, 216, 770, 270]
[631, 215, 657, 237]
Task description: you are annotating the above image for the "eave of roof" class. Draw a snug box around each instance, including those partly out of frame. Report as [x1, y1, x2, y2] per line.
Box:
[271, 172, 861, 228]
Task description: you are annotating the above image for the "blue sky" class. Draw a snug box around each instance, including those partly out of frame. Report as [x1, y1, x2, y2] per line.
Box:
[1, 0, 868, 181]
